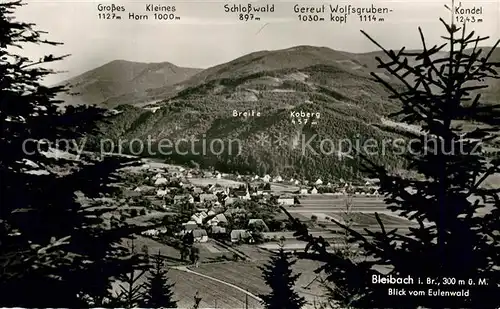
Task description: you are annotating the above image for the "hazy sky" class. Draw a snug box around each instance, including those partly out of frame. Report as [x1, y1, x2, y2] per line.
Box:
[14, 0, 500, 84]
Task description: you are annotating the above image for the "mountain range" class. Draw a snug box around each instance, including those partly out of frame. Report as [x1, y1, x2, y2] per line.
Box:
[62, 45, 500, 180]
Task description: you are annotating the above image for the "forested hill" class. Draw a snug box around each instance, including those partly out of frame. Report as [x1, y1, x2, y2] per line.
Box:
[78, 45, 500, 181]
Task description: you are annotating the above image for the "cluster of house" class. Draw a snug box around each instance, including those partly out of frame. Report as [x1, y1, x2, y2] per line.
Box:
[177, 211, 224, 243]
[177, 209, 271, 244]
[137, 163, 381, 196]
[240, 175, 381, 196]
[134, 166, 383, 238]
[132, 168, 273, 243]
[131, 166, 383, 216]
[293, 178, 381, 196]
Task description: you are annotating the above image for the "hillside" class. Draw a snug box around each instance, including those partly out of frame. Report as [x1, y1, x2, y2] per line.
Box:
[59, 60, 202, 107]
[80, 45, 499, 180]
[141, 46, 382, 102]
[88, 47, 408, 180]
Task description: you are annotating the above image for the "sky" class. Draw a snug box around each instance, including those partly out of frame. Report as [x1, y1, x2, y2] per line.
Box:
[13, 0, 500, 84]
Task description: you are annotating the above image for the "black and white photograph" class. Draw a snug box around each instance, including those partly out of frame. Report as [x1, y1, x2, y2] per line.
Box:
[1, 0, 499, 308]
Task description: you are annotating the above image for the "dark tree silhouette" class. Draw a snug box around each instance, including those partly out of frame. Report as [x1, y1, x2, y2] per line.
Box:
[189, 245, 200, 265]
[141, 251, 178, 308]
[282, 5, 500, 309]
[116, 268, 147, 309]
[258, 247, 307, 309]
[179, 243, 190, 261]
[0, 1, 152, 307]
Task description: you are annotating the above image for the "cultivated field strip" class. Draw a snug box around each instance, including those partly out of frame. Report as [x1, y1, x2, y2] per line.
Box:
[192, 260, 327, 303]
[169, 269, 262, 308]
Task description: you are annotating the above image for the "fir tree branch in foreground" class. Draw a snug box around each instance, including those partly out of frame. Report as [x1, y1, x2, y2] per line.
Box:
[141, 250, 178, 308]
[282, 15, 500, 309]
[0, 1, 156, 307]
[259, 244, 307, 309]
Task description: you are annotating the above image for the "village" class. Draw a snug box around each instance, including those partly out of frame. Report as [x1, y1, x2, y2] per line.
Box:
[112, 158, 416, 308]
[126, 159, 385, 241]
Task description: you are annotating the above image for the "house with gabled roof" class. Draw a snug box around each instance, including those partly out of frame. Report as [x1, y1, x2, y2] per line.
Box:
[210, 226, 226, 234]
[192, 229, 208, 242]
[207, 213, 228, 226]
[154, 177, 168, 186]
[191, 211, 208, 225]
[182, 221, 198, 231]
[230, 229, 253, 243]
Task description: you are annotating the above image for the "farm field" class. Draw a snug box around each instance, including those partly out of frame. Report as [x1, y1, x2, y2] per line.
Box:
[202, 241, 230, 254]
[112, 267, 262, 309]
[127, 210, 168, 225]
[294, 196, 389, 212]
[133, 236, 230, 264]
[263, 231, 336, 239]
[258, 241, 312, 251]
[192, 260, 327, 305]
[270, 183, 300, 192]
[190, 241, 232, 263]
[345, 212, 415, 227]
[289, 211, 413, 227]
[298, 196, 386, 203]
[168, 268, 263, 308]
[374, 213, 416, 226]
[189, 177, 244, 188]
[234, 244, 273, 261]
[131, 236, 181, 263]
[140, 158, 183, 172]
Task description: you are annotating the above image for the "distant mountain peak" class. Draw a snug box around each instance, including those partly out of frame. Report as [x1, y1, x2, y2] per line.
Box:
[59, 59, 202, 106]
